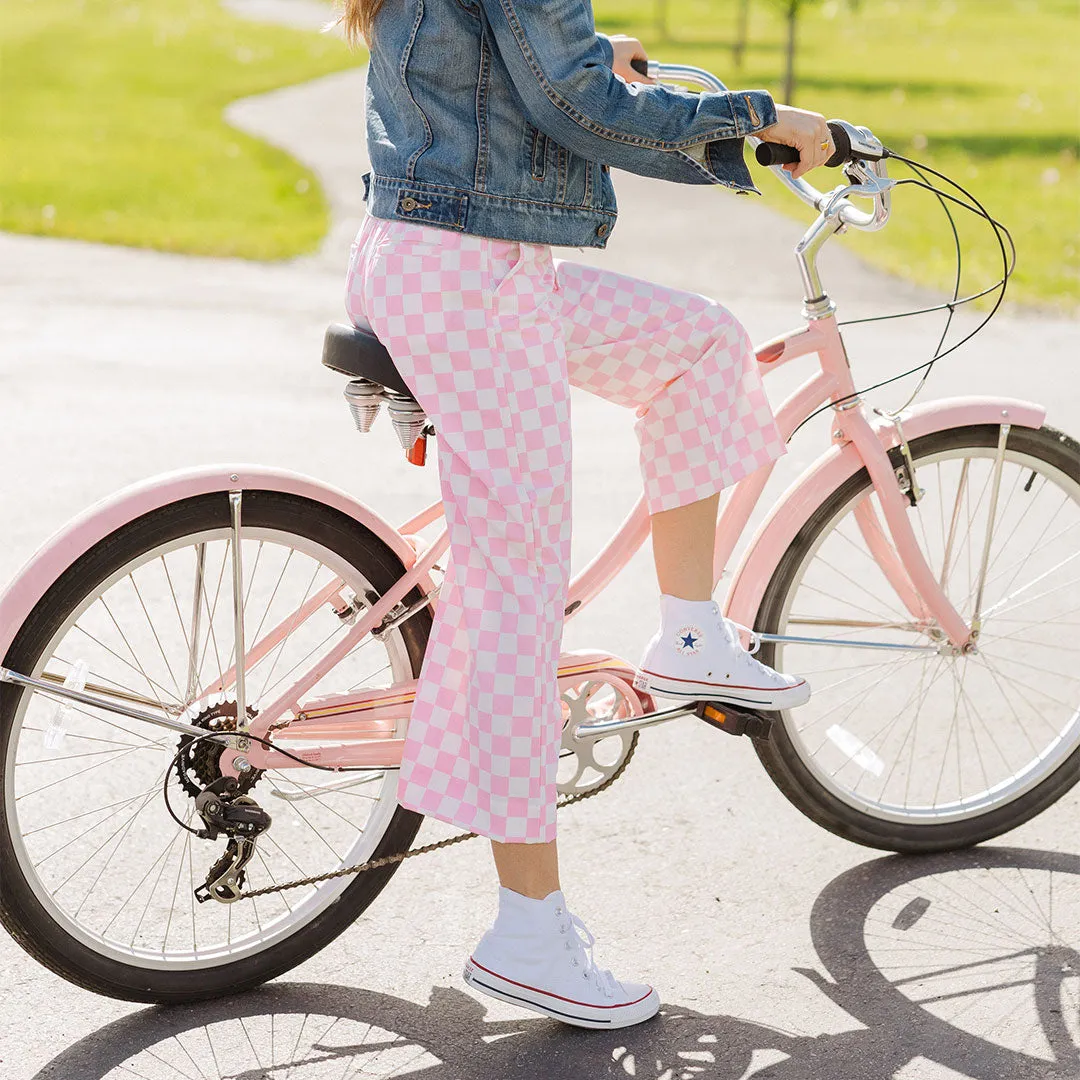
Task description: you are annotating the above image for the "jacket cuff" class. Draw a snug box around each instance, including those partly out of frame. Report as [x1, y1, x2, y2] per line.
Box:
[727, 89, 778, 137]
[594, 31, 615, 69]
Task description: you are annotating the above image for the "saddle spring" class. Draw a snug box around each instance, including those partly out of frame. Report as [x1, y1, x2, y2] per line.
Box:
[344, 379, 430, 465]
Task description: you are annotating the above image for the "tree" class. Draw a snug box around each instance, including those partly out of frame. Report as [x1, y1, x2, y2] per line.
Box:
[765, 0, 823, 104]
[733, 0, 752, 69]
[655, 0, 670, 41]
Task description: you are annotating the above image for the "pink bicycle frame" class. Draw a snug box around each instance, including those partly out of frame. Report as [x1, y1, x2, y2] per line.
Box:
[203, 304, 1041, 779]
[0, 310, 1044, 781]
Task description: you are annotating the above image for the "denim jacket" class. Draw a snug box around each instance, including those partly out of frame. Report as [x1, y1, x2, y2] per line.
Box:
[361, 0, 779, 248]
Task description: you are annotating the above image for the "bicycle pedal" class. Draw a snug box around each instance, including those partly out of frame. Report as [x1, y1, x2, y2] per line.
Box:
[695, 701, 772, 739]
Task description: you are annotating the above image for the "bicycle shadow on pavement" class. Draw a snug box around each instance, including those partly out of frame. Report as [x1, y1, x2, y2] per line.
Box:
[33, 846, 1078, 1080]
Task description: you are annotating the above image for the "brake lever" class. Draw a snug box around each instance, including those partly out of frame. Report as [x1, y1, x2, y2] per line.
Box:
[822, 158, 895, 231]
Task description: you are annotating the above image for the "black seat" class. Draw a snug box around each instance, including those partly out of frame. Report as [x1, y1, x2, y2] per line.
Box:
[322, 322, 417, 401]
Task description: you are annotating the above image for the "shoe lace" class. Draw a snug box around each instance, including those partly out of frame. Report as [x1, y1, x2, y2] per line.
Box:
[728, 620, 762, 655]
[558, 910, 618, 998]
[709, 603, 762, 655]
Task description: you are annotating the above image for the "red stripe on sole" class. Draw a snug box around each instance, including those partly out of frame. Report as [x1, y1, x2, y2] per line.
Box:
[468, 956, 653, 1010]
[637, 669, 807, 692]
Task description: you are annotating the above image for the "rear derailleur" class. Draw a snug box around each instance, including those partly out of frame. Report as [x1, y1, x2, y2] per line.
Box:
[192, 775, 272, 905]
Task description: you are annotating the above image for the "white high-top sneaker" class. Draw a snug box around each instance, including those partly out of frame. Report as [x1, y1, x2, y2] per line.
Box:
[463, 888, 660, 1029]
[633, 594, 811, 710]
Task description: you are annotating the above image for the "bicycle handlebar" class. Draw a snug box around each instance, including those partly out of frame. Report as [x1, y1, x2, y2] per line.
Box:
[631, 60, 894, 233]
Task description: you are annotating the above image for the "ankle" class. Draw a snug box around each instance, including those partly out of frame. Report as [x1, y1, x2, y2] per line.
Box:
[490, 839, 560, 900]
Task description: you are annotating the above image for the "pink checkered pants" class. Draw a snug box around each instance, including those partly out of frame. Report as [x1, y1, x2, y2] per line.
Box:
[345, 213, 783, 843]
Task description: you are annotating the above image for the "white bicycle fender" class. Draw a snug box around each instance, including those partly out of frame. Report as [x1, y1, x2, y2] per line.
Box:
[0, 465, 428, 663]
[724, 396, 1047, 629]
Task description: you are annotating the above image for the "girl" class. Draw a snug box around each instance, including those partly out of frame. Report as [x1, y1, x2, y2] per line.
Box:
[339, 0, 832, 1030]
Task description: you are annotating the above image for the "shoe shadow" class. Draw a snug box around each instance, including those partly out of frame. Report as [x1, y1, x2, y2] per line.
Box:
[31, 847, 1078, 1080]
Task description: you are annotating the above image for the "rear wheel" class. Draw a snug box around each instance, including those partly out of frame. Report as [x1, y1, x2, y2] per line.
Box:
[1, 491, 431, 1002]
[753, 424, 1080, 852]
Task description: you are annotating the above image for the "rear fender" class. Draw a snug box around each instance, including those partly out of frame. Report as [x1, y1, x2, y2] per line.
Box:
[0, 465, 426, 663]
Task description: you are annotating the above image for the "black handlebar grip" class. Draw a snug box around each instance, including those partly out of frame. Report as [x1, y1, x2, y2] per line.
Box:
[630, 57, 649, 77]
[756, 121, 854, 169]
[824, 121, 852, 167]
[755, 142, 800, 167]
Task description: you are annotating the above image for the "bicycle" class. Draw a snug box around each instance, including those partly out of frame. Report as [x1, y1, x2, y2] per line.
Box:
[1, 63, 1078, 1005]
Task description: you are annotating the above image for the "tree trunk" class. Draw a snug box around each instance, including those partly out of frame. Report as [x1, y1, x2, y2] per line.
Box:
[733, 0, 751, 69]
[783, 1, 797, 103]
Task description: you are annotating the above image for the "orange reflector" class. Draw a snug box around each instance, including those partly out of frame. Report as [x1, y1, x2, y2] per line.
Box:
[406, 435, 427, 466]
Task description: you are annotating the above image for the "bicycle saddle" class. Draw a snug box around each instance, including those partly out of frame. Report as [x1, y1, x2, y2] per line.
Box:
[322, 322, 416, 401]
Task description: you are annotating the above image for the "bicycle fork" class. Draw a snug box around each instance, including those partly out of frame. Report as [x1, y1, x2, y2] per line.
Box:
[839, 403, 981, 651]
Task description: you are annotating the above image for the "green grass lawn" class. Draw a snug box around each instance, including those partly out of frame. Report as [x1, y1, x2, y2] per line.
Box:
[595, 0, 1080, 309]
[2, 1, 1077, 307]
[0, 0, 358, 258]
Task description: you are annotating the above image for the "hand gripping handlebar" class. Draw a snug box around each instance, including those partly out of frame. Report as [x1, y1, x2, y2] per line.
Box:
[627, 58, 894, 232]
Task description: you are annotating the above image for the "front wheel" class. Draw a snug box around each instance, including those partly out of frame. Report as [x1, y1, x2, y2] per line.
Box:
[753, 424, 1080, 852]
[0, 491, 431, 1002]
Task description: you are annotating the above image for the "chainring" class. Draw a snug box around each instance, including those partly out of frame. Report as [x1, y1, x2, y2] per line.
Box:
[557, 675, 641, 797]
[174, 699, 262, 799]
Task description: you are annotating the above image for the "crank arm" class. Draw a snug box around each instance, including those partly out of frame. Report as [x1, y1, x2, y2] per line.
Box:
[573, 701, 698, 740]
[574, 699, 778, 742]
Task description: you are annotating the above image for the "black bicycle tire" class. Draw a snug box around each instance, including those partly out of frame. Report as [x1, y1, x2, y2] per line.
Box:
[752, 424, 1080, 853]
[0, 491, 431, 1003]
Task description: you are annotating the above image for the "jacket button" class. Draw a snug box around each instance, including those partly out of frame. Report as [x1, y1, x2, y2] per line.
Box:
[596, 223, 609, 238]
[400, 197, 418, 212]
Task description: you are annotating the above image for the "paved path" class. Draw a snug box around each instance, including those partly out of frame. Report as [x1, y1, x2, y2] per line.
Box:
[1, 6, 1078, 1078]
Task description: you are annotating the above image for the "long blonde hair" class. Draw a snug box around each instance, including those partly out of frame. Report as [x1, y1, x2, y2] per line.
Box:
[336, 0, 385, 47]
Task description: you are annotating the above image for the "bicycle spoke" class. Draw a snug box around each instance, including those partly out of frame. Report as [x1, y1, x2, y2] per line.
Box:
[195, 542, 230, 697]
[71, 621, 179, 708]
[255, 561, 323, 705]
[99, 595, 181, 710]
[110, 810, 194, 940]
[129, 572, 183, 701]
[17, 740, 158, 804]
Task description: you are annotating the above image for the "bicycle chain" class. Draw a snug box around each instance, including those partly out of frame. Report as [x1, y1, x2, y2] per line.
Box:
[239, 731, 638, 899]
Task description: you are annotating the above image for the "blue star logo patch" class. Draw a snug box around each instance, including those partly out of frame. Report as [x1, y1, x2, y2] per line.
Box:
[674, 624, 703, 655]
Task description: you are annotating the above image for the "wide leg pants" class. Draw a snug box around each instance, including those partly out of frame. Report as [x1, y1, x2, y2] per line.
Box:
[345, 214, 784, 843]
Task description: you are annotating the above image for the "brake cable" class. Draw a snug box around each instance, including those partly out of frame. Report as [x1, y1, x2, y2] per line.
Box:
[788, 149, 1016, 438]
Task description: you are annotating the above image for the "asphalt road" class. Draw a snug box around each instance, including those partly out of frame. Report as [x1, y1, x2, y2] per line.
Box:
[1, 8, 1079, 1079]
